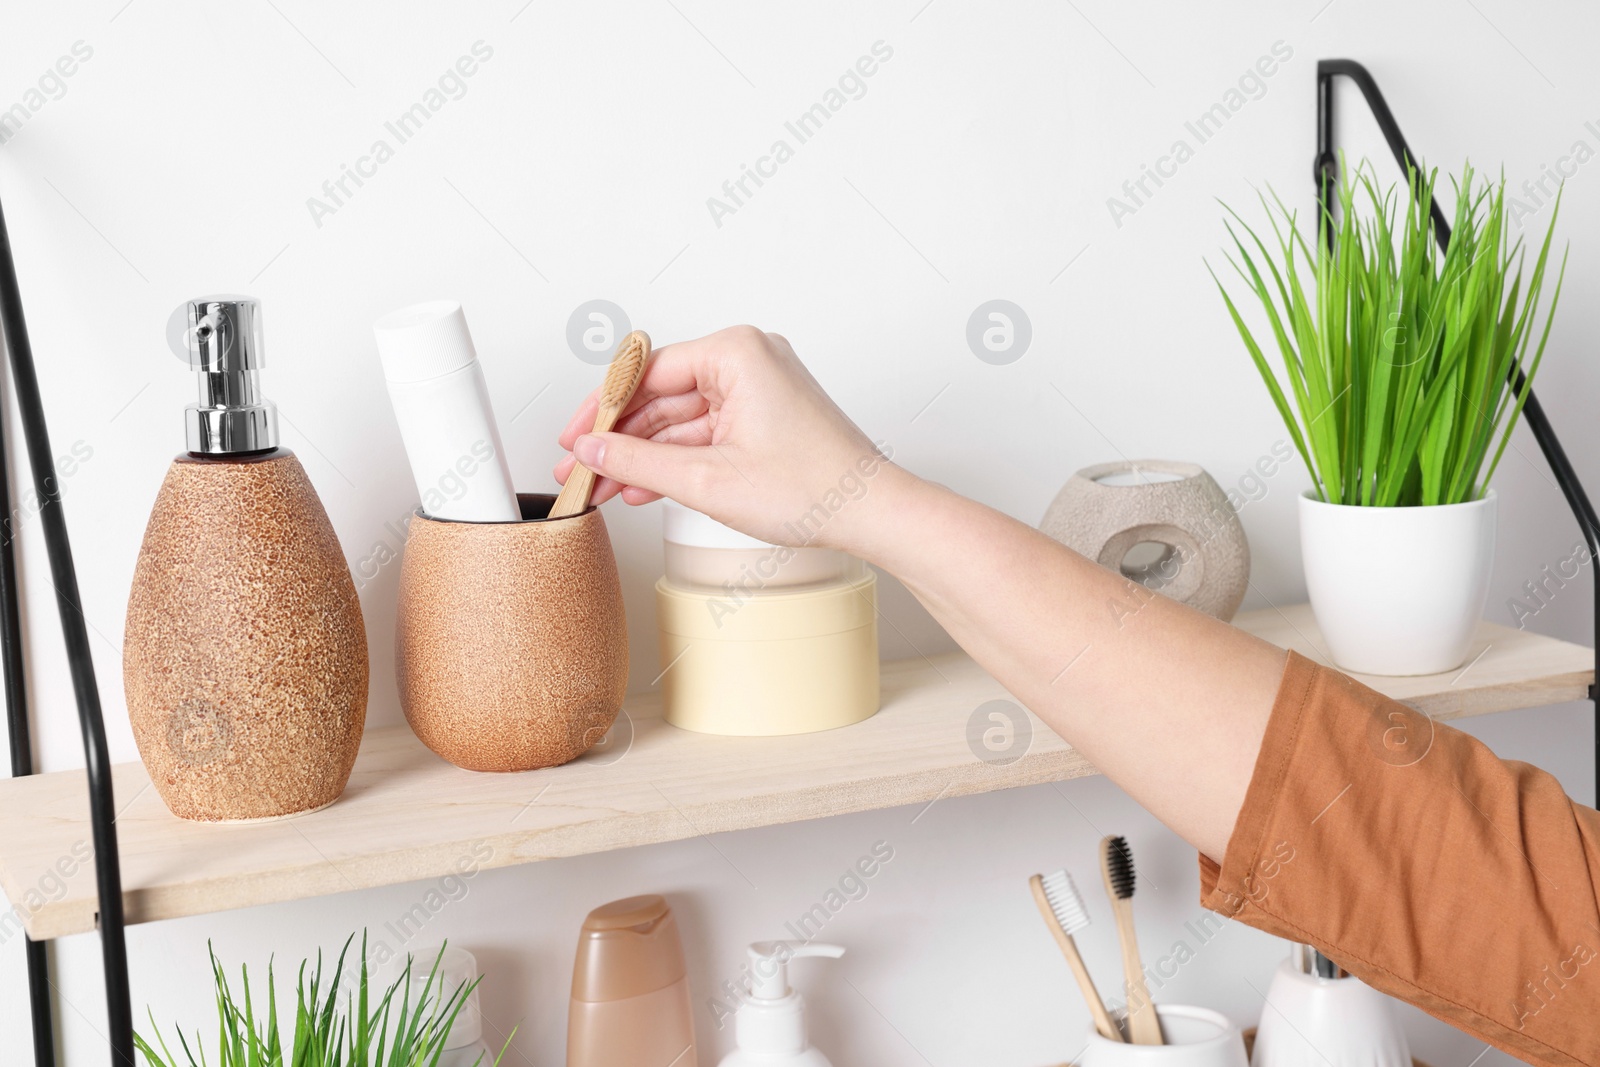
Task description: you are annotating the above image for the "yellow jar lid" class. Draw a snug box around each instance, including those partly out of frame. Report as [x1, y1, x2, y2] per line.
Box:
[655, 573, 877, 641]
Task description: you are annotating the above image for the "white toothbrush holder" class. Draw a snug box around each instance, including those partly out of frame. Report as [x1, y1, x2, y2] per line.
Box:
[1079, 1006, 1248, 1067]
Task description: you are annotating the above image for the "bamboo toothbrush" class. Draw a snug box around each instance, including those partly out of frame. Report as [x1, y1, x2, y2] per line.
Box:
[1101, 835, 1163, 1045]
[1031, 870, 1122, 1042]
[549, 330, 651, 519]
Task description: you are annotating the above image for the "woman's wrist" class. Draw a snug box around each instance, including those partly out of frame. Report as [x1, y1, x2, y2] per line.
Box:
[828, 459, 934, 567]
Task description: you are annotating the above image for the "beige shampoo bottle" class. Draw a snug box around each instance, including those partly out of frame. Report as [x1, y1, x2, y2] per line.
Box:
[567, 895, 696, 1067]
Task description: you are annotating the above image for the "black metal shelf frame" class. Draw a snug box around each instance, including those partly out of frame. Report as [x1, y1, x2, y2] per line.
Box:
[0, 56, 1594, 1067]
[0, 189, 132, 1064]
[1314, 60, 1600, 808]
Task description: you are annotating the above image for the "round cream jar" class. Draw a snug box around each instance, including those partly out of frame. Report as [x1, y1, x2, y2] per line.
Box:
[656, 502, 879, 736]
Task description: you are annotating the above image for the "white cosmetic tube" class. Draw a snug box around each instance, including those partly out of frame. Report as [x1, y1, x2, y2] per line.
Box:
[373, 300, 520, 522]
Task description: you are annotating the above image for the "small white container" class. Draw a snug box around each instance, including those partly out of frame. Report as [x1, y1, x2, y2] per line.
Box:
[663, 501, 863, 591]
[1299, 491, 1496, 676]
[399, 945, 492, 1067]
[1079, 1006, 1248, 1067]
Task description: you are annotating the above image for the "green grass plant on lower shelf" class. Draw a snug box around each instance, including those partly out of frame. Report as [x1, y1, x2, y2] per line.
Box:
[134, 933, 511, 1067]
[1210, 156, 1567, 507]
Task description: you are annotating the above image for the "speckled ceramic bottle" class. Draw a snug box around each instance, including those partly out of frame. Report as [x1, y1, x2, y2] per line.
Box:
[124, 297, 367, 821]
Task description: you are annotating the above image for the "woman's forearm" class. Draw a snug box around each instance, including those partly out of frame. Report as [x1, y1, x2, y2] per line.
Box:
[850, 466, 1286, 861]
[561, 328, 1286, 861]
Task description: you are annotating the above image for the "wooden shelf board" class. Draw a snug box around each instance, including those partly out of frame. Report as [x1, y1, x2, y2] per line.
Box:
[0, 604, 1589, 940]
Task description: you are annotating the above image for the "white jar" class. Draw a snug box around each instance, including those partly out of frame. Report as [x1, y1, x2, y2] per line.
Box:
[662, 501, 862, 592]
[400, 945, 491, 1066]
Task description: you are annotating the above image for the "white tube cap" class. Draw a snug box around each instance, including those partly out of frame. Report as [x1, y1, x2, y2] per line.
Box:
[374, 299, 479, 384]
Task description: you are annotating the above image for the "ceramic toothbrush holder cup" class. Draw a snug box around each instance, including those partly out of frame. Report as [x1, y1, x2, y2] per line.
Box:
[396, 493, 628, 772]
[1079, 1006, 1248, 1067]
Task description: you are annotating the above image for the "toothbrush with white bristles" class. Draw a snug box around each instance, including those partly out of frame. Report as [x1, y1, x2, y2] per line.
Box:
[1030, 870, 1123, 1041]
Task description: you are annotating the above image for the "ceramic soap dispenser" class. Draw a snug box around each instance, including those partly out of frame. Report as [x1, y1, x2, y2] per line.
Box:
[124, 296, 368, 821]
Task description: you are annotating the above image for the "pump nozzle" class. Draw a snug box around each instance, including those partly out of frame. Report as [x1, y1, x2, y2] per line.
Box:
[182, 295, 278, 455]
[746, 941, 845, 1000]
[723, 941, 845, 1064]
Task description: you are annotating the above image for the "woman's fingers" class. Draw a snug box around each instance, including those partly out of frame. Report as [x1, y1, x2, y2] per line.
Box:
[557, 394, 602, 450]
[585, 473, 631, 506]
[619, 485, 664, 506]
[621, 329, 747, 405]
[556, 334, 728, 449]
[554, 407, 716, 485]
[572, 431, 724, 509]
[640, 409, 716, 448]
[549, 454, 631, 506]
[613, 390, 711, 442]
[550, 324, 884, 548]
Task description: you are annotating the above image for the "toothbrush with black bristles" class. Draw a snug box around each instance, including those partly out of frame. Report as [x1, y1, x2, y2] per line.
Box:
[1101, 835, 1163, 1045]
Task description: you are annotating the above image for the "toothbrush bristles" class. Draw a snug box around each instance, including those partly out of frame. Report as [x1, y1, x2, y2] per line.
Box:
[1040, 869, 1091, 936]
[600, 332, 649, 408]
[1104, 835, 1135, 899]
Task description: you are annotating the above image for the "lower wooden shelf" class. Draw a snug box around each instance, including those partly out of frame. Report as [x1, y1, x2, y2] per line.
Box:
[0, 604, 1590, 940]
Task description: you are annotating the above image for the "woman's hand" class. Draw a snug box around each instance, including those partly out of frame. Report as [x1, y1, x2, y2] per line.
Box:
[554, 325, 904, 551]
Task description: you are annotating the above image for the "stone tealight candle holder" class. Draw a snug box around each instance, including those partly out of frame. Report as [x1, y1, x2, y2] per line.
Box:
[1040, 459, 1250, 621]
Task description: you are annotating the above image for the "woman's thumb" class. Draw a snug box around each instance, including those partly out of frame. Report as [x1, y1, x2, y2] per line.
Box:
[574, 431, 715, 505]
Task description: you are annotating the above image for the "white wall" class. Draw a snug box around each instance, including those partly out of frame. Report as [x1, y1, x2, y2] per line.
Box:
[0, 1, 1594, 1064]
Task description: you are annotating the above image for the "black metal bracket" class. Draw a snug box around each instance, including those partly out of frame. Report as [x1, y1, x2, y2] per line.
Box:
[1316, 59, 1600, 809]
[0, 192, 133, 1062]
[0, 281, 54, 1064]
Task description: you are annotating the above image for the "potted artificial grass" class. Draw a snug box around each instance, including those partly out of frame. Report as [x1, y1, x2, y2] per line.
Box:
[1212, 159, 1566, 675]
[134, 935, 513, 1067]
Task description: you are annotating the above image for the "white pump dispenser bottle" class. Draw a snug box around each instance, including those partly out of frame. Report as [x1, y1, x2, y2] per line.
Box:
[718, 941, 843, 1067]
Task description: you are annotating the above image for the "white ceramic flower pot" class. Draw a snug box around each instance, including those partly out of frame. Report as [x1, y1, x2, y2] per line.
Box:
[1299, 490, 1496, 676]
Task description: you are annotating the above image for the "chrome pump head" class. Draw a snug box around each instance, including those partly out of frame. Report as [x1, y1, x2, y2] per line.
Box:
[183, 295, 279, 455]
[1291, 943, 1350, 980]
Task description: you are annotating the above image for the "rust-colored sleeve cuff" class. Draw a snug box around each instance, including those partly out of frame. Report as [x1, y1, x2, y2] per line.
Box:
[1200, 651, 1600, 1067]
